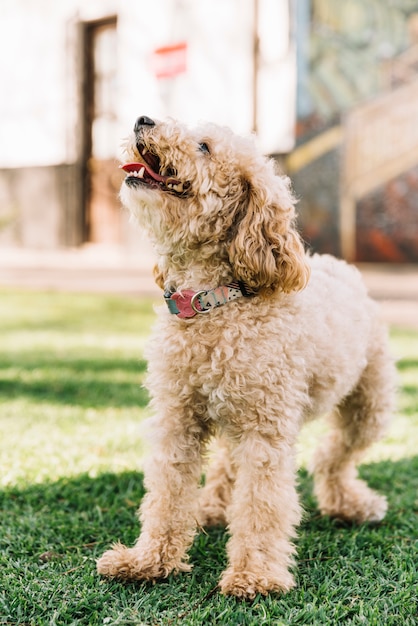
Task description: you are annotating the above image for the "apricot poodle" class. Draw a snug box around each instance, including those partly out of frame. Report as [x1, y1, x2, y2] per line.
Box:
[97, 116, 395, 599]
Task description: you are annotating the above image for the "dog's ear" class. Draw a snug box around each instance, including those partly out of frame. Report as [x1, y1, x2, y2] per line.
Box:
[228, 173, 310, 294]
[153, 263, 165, 290]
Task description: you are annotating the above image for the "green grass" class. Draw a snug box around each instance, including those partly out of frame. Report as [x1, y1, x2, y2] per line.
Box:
[0, 289, 417, 625]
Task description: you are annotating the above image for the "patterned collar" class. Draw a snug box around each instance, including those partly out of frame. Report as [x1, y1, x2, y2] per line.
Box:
[164, 281, 255, 319]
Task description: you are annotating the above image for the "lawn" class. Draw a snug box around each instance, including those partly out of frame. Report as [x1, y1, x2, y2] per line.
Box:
[0, 289, 417, 625]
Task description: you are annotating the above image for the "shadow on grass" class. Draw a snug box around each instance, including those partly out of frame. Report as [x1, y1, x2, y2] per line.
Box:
[1, 456, 416, 559]
[397, 357, 418, 371]
[0, 352, 148, 374]
[1, 457, 417, 625]
[0, 353, 149, 408]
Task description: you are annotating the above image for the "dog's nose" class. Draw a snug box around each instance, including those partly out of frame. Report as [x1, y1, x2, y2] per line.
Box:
[134, 116, 155, 132]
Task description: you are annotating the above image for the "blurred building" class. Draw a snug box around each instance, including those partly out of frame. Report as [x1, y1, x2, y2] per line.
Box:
[0, 0, 295, 251]
[0, 0, 417, 263]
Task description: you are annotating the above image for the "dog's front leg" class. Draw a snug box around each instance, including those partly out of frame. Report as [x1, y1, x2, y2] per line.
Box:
[219, 432, 301, 599]
[97, 411, 205, 581]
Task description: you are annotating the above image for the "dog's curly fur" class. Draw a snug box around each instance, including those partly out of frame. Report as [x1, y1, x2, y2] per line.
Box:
[97, 117, 395, 599]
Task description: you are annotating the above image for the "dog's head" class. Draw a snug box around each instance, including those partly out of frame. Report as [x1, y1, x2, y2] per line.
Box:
[120, 116, 310, 294]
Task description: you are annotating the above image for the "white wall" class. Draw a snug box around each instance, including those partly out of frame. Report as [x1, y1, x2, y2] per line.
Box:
[118, 0, 296, 154]
[0, 0, 119, 167]
[0, 0, 295, 169]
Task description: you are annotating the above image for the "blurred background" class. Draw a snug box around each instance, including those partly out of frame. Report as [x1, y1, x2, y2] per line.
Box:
[0, 0, 417, 266]
[1, 6, 417, 620]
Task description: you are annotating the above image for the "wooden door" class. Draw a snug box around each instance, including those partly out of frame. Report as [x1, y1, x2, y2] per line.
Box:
[83, 18, 124, 243]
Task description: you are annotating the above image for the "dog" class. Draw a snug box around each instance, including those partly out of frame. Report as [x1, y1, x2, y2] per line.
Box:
[97, 116, 395, 599]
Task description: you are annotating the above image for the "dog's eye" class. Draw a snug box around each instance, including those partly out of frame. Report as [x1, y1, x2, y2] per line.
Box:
[198, 142, 210, 154]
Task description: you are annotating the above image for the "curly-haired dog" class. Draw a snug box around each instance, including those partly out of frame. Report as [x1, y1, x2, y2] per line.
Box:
[97, 116, 395, 598]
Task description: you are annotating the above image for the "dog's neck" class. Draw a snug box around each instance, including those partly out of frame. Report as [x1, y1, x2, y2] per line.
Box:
[157, 247, 233, 294]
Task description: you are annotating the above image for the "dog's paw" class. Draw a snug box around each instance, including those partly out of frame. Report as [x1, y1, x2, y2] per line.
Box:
[219, 566, 295, 599]
[96, 542, 192, 581]
[96, 543, 144, 580]
[318, 482, 388, 524]
[355, 491, 388, 523]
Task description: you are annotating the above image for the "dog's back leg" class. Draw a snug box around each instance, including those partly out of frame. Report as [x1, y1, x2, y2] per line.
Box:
[198, 438, 235, 527]
[312, 325, 395, 523]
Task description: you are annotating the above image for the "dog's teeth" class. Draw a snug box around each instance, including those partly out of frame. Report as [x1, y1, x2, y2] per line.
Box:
[173, 183, 183, 192]
[138, 167, 145, 178]
[167, 183, 174, 189]
[142, 147, 148, 155]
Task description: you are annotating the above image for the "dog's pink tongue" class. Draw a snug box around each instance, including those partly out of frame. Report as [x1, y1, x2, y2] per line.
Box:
[121, 162, 145, 173]
[121, 162, 166, 182]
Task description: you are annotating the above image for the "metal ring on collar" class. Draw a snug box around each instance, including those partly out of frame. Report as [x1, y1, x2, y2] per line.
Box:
[190, 290, 211, 314]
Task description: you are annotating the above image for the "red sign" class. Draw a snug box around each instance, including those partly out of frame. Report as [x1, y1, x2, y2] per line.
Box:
[152, 42, 188, 79]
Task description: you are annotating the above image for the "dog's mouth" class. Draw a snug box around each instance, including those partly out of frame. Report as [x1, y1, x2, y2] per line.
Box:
[121, 142, 190, 195]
